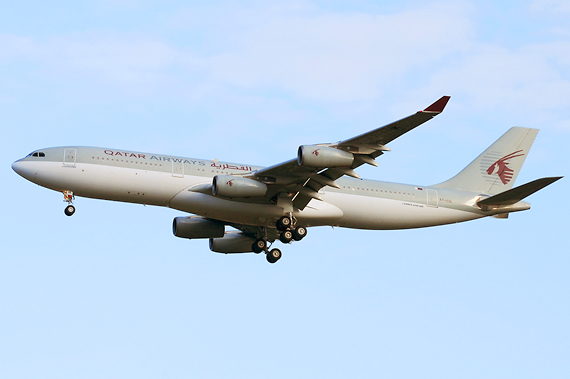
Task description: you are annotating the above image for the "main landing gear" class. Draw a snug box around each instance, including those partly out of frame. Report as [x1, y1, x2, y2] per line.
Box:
[277, 215, 307, 243]
[251, 216, 308, 264]
[63, 190, 76, 216]
[252, 237, 283, 264]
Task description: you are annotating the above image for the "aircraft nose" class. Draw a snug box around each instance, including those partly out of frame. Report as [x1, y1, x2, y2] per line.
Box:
[12, 159, 35, 180]
[12, 160, 24, 175]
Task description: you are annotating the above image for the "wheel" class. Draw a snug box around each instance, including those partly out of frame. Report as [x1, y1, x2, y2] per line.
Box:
[266, 248, 282, 263]
[252, 239, 266, 254]
[64, 204, 76, 216]
[276, 216, 291, 231]
[293, 226, 307, 241]
[279, 230, 293, 243]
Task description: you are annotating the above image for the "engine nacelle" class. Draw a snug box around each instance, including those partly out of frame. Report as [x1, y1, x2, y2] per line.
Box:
[297, 145, 354, 168]
[173, 216, 225, 239]
[212, 175, 267, 198]
[209, 232, 257, 253]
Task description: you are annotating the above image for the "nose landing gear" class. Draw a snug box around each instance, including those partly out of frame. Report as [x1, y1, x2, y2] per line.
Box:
[63, 190, 76, 216]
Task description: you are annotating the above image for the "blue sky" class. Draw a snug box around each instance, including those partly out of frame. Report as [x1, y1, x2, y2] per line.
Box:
[1, 1, 569, 378]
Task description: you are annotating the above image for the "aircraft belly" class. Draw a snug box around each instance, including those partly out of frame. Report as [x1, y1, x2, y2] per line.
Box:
[323, 192, 483, 230]
[169, 191, 284, 226]
[294, 200, 343, 226]
[21, 161, 200, 206]
[169, 190, 344, 227]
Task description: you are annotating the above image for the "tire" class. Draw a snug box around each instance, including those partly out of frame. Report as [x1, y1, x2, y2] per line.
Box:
[293, 226, 307, 241]
[276, 216, 291, 231]
[266, 248, 282, 263]
[64, 205, 75, 216]
[279, 230, 293, 244]
[252, 239, 266, 254]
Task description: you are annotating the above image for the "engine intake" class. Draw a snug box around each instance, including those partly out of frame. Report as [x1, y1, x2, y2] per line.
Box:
[173, 216, 225, 239]
[297, 145, 354, 168]
[212, 175, 267, 198]
[209, 232, 257, 253]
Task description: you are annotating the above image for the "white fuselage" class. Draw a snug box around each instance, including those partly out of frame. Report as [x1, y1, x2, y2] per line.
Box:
[13, 146, 517, 230]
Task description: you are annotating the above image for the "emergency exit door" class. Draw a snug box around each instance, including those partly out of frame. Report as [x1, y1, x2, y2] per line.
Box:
[63, 148, 76, 167]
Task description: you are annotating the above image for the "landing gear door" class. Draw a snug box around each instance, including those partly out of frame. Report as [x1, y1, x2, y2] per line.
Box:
[63, 148, 76, 167]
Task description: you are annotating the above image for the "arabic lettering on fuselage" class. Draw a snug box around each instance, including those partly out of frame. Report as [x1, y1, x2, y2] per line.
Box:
[102, 149, 251, 170]
[210, 162, 253, 171]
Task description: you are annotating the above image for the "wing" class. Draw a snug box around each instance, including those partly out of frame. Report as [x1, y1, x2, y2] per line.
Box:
[336, 95, 450, 151]
[245, 96, 451, 210]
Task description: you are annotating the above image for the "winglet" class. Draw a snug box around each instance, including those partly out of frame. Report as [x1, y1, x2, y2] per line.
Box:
[423, 96, 451, 113]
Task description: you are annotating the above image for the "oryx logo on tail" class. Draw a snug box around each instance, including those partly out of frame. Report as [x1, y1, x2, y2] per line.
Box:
[486, 150, 525, 185]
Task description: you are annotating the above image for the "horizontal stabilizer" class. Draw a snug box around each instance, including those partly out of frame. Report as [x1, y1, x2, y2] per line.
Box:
[477, 176, 562, 207]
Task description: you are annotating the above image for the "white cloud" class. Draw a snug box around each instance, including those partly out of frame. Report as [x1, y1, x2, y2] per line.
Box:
[0, 35, 36, 60]
[0, 0, 569, 123]
[204, 2, 475, 101]
[428, 43, 570, 110]
[0, 33, 201, 97]
[529, 0, 570, 13]
[0, 2, 476, 101]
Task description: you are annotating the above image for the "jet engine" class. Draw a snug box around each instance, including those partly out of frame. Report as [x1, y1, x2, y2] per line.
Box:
[297, 145, 354, 168]
[212, 175, 267, 198]
[209, 232, 257, 253]
[173, 216, 225, 239]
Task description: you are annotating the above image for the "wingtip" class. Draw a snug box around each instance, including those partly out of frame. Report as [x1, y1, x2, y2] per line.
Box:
[423, 95, 451, 113]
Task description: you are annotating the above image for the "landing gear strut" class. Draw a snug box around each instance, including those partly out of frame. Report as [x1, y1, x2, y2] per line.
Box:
[63, 190, 75, 216]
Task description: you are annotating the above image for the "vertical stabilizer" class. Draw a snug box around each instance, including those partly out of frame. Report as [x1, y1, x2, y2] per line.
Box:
[434, 127, 538, 195]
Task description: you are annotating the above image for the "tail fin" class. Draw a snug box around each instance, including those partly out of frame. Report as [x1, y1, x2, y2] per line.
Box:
[434, 127, 539, 195]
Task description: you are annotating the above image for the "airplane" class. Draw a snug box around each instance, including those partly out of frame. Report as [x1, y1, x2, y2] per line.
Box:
[12, 96, 562, 263]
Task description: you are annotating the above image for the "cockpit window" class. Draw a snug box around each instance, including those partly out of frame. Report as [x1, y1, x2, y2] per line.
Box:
[29, 152, 45, 157]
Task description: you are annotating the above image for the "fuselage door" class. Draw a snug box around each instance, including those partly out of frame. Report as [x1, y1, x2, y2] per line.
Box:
[172, 158, 184, 177]
[63, 148, 76, 167]
[426, 189, 438, 208]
